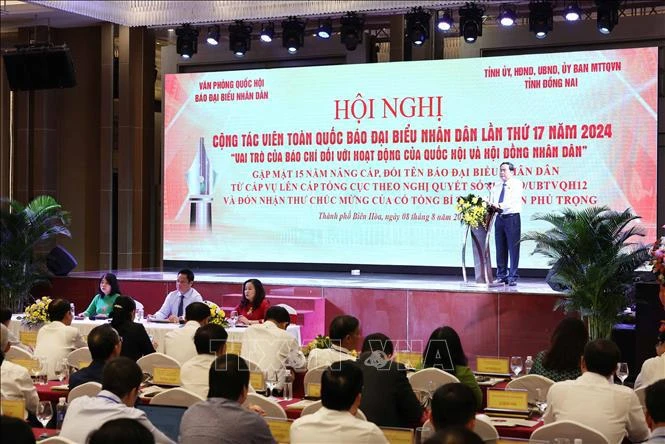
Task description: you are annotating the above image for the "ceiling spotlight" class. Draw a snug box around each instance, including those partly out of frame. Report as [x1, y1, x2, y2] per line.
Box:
[282, 16, 305, 54]
[228, 20, 252, 57]
[563, 2, 582, 21]
[340, 12, 364, 51]
[405, 7, 430, 46]
[176, 24, 199, 59]
[596, 0, 620, 34]
[206, 25, 220, 45]
[529, 1, 553, 39]
[498, 4, 517, 27]
[259, 22, 274, 43]
[459, 3, 484, 43]
[436, 9, 454, 31]
[317, 18, 333, 39]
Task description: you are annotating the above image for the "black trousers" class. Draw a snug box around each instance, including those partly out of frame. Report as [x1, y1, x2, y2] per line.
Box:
[494, 213, 521, 281]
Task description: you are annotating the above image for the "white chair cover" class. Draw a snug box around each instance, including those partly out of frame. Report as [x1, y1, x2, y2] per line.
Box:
[6, 345, 33, 360]
[506, 374, 555, 403]
[473, 416, 499, 443]
[66, 347, 92, 369]
[530, 420, 609, 444]
[303, 365, 328, 397]
[136, 352, 181, 376]
[40, 437, 79, 444]
[408, 367, 459, 393]
[242, 393, 287, 419]
[150, 387, 204, 407]
[67, 381, 102, 403]
[275, 303, 298, 324]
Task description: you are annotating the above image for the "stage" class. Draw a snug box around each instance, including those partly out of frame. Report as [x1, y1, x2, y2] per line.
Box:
[43, 269, 566, 363]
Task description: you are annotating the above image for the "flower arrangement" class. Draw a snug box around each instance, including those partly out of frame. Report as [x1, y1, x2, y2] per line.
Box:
[650, 234, 665, 286]
[302, 335, 358, 357]
[204, 301, 228, 327]
[22, 296, 52, 326]
[454, 193, 490, 228]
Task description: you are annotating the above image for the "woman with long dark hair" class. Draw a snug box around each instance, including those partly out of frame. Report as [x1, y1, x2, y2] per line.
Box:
[530, 317, 587, 382]
[81, 273, 121, 317]
[235, 278, 270, 326]
[422, 326, 482, 409]
[110, 296, 154, 361]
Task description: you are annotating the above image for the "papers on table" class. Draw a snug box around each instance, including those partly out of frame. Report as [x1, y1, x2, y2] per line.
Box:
[140, 385, 167, 397]
[486, 417, 540, 428]
[475, 376, 507, 386]
[51, 384, 70, 391]
[284, 399, 319, 410]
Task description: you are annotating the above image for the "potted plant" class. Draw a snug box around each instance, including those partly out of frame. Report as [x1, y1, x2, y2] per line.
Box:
[523, 206, 650, 340]
[0, 195, 71, 312]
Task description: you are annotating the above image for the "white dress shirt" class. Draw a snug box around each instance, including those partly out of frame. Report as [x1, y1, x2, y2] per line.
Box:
[180, 353, 216, 399]
[490, 176, 523, 214]
[241, 321, 306, 383]
[1, 360, 40, 413]
[33, 320, 86, 379]
[544, 371, 650, 444]
[59, 390, 175, 444]
[153, 288, 203, 320]
[634, 354, 665, 389]
[291, 406, 388, 444]
[164, 320, 201, 365]
[307, 344, 356, 370]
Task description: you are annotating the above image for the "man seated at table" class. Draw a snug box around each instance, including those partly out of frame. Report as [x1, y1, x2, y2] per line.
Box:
[180, 324, 228, 399]
[635, 331, 665, 389]
[357, 332, 423, 429]
[241, 305, 306, 388]
[307, 315, 360, 370]
[645, 379, 665, 443]
[423, 427, 484, 444]
[430, 383, 477, 432]
[69, 324, 121, 390]
[164, 301, 210, 365]
[33, 298, 86, 380]
[544, 338, 649, 444]
[179, 354, 275, 444]
[60, 356, 174, 444]
[290, 360, 388, 443]
[1, 324, 39, 415]
[150, 269, 203, 323]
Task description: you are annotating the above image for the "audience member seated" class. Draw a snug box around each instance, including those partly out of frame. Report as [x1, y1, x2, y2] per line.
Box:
[307, 315, 360, 370]
[69, 324, 121, 390]
[164, 302, 210, 365]
[151, 269, 203, 322]
[357, 332, 423, 428]
[1, 415, 36, 444]
[423, 326, 482, 410]
[88, 418, 156, 444]
[80, 273, 122, 318]
[645, 380, 665, 443]
[543, 338, 650, 444]
[290, 360, 388, 443]
[33, 298, 86, 379]
[635, 331, 665, 389]
[0, 306, 21, 348]
[179, 354, 274, 444]
[530, 317, 587, 382]
[241, 305, 306, 386]
[180, 324, 228, 399]
[1, 325, 39, 414]
[235, 278, 271, 326]
[422, 426, 484, 444]
[60, 357, 174, 444]
[430, 383, 477, 432]
[110, 296, 155, 361]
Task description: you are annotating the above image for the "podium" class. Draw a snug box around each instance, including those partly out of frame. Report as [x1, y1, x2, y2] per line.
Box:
[461, 212, 498, 285]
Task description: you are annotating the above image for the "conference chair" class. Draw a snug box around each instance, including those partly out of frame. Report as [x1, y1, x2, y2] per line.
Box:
[275, 303, 298, 324]
[635, 386, 646, 411]
[5, 345, 33, 360]
[40, 437, 78, 444]
[505, 374, 554, 403]
[473, 416, 499, 443]
[303, 365, 328, 397]
[242, 393, 287, 420]
[67, 381, 102, 403]
[150, 387, 204, 407]
[137, 352, 181, 377]
[529, 420, 609, 444]
[407, 367, 459, 393]
[66, 347, 92, 370]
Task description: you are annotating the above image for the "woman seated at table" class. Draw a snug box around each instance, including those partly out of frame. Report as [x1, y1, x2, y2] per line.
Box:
[530, 317, 587, 382]
[110, 296, 155, 361]
[80, 273, 121, 318]
[422, 326, 482, 410]
[235, 278, 270, 326]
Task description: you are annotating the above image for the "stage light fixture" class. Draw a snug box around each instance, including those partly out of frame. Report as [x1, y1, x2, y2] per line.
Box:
[259, 22, 274, 43]
[405, 7, 430, 46]
[176, 24, 199, 59]
[228, 20, 252, 57]
[529, 1, 553, 39]
[282, 16, 305, 54]
[596, 0, 620, 34]
[436, 9, 454, 31]
[317, 18, 333, 39]
[497, 4, 517, 27]
[563, 2, 582, 21]
[340, 12, 364, 51]
[459, 3, 484, 43]
[206, 25, 220, 45]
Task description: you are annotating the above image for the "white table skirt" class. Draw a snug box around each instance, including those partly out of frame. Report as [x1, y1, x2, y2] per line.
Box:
[9, 315, 302, 353]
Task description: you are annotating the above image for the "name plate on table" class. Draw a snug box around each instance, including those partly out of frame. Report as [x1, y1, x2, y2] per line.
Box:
[11, 358, 40, 372]
[19, 331, 38, 347]
[381, 427, 414, 444]
[476, 356, 510, 375]
[153, 367, 180, 386]
[250, 371, 265, 391]
[486, 388, 529, 412]
[226, 341, 242, 355]
[1, 399, 26, 419]
[266, 419, 291, 444]
[306, 383, 321, 398]
[78, 361, 90, 369]
[394, 351, 422, 369]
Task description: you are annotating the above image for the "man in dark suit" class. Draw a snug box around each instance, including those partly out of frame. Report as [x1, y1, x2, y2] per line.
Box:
[357, 333, 423, 428]
[69, 324, 121, 389]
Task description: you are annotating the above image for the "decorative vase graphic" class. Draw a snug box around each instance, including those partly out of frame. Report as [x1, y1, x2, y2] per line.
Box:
[187, 137, 215, 229]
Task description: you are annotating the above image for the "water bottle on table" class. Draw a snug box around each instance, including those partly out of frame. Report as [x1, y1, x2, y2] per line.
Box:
[56, 397, 68, 429]
[524, 355, 533, 374]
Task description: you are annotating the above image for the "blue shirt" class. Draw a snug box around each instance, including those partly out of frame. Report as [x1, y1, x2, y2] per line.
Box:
[153, 288, 203, 320]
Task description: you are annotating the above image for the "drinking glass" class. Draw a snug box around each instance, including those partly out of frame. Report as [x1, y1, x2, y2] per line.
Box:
[54, 358, 69, 383]
[30, 358, 46, 385]
[265, 371, 278, 397]
[616, 362, 629, 385]
[229, 310, 238, 328]
[510, 356, 523, 377]
[37, 401, 53, 428]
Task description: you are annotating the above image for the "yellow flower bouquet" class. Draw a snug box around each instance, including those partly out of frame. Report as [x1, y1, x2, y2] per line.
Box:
[204, 300, 228, 327]
[22, 296, 52, 326]
[302, 335, 357, 357]
[454, 193, 490, 228]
